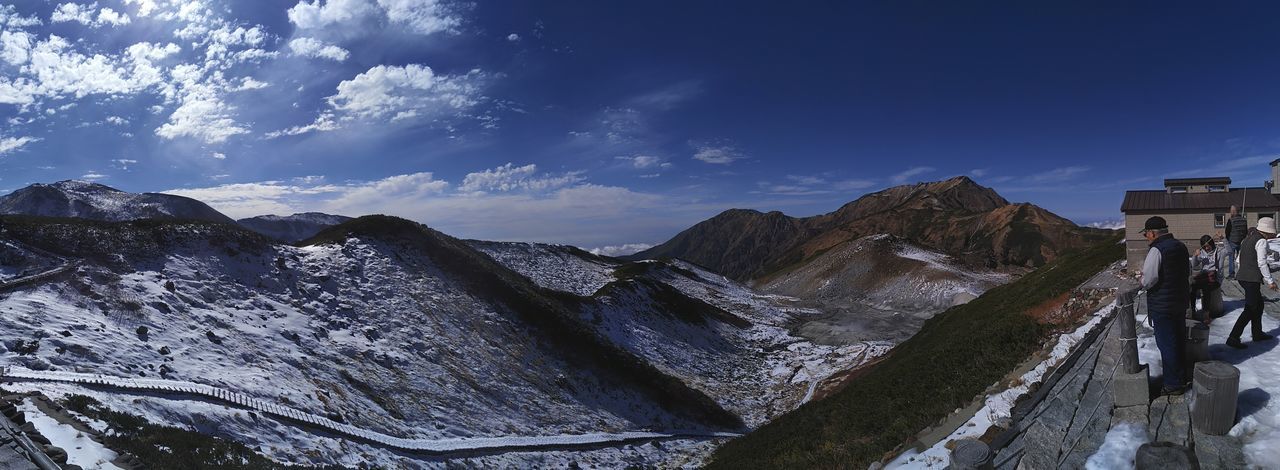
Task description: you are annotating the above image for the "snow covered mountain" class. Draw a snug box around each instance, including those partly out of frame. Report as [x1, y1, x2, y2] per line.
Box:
[0, 215, 881, 468]
[0, 181, 236, 224]
[237, 212, 353, 243]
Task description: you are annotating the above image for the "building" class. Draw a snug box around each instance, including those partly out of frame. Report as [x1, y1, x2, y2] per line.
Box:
[1120, 160, 1280, 270]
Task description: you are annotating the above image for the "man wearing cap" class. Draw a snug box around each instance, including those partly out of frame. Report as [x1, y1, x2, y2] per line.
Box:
[1227, 216, 1279, 349]
[1139, 216, 1191, 395]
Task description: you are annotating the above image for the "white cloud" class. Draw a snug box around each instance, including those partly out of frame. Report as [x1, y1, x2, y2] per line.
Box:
[0, 5, 42, 28]
[288, 37, 350, 61]
[105, 116, 127, 125]
[377, 0, 460, 35]
[617, 155, 669, 170]
[288, 0, 378, 29]
[330, 64, 482, 119]
[273, 64, 485, 136]
[287, 0, 459, 35]
[210, 152, 226, 159]
[692, 144, 742, 165]
[51, 3, 131, 27]
[589, 243, 653, 257]
[459, 163, 583, 193]
[81, 171, 106, 180]
[51, 3, 95, 25]
[970, 168, 988, 177]
[163, 166, 702, 246]
[506, 33, 520, 42]
[890, 166, 936, 184]
[1031, 166, 1090, 182]
[110, 158, 137, 170]
[0, 30, 33, 65]
[0, 136, 39, 154]
[155, 88, 249, 143]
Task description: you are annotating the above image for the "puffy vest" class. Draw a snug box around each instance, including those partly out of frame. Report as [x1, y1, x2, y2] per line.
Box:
[1228, 216, 1249, 244]
[1238, 230, 1266, 283]
[1147, 234, 1190, 314]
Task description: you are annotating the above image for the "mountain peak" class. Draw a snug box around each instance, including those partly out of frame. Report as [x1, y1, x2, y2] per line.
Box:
[45, 180, 122, 193]
[0, 180, 234, 224]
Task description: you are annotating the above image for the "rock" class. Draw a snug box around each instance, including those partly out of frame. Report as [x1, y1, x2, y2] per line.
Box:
[135, 325, 148, 338]
[58, 330, 71, 337]
[1135, 442, 1197, 469]
[158, 345, 170, 355]
[205, 331, 222, 344]
[42, 445, 66, 463]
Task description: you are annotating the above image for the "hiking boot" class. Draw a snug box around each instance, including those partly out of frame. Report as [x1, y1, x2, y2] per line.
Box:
[1254, 333, 1276, 342]
[1227, 337, 1248, 349]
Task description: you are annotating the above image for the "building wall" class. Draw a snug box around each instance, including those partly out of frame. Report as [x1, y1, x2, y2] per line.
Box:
[1122, 211, 1278, 270]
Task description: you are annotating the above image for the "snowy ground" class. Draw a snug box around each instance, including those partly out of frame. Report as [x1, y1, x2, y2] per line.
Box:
[15, 397, 121, 469]
[1135, 297, 1280, 469]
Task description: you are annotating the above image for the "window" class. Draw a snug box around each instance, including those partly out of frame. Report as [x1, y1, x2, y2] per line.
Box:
[1208, 185, 1227, 192]
[1170, 186, 1188, 193]
[1215, 213, 1227, 228]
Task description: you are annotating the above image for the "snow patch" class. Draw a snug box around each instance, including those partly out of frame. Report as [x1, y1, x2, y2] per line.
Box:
[1084, 422, 1148, 470]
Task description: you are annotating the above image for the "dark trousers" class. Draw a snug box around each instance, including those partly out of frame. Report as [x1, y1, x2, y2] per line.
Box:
[1230, 280, 1266, 340]
[1150, 306, 1187, 388]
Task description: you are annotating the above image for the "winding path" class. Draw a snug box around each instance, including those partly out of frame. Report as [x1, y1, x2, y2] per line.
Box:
[1, 368, 738, 454]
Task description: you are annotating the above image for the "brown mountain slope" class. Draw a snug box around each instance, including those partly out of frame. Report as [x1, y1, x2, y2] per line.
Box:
[629, 176, 1113, 282]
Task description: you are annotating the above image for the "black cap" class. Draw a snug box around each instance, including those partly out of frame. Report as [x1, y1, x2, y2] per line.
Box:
[1200, 235, 1214, 247]
[1142, 216, 1168, 233]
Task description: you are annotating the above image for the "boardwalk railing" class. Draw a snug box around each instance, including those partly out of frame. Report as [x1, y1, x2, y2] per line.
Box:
[1, 368, 737, 454]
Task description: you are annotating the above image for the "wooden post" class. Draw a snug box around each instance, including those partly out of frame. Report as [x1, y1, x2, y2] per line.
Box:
[1118, 289, 1140, 374]
[1191, 361, 1240, 436]
[949, 439, 993, 470]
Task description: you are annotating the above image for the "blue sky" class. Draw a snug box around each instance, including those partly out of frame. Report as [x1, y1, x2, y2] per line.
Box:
[1, 1, 1279, 253]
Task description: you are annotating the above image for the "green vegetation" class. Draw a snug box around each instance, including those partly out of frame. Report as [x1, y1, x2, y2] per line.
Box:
[62, 394, 330, 469]
[707, 235, 1123, 469]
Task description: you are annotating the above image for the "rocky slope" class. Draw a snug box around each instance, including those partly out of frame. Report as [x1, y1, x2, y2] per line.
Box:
[631, 176, 1113, 282]
[0, 181, 234, 224]
[237, 212, 352, 243]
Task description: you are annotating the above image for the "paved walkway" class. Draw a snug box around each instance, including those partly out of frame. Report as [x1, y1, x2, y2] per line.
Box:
[994, 275, 1259, 469]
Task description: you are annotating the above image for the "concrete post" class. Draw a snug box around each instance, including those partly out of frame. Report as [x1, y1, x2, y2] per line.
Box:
[949, 439, 993, 470]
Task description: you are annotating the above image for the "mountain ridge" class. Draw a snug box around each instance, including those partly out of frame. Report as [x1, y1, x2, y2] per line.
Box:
[630, 176, 1112, 282]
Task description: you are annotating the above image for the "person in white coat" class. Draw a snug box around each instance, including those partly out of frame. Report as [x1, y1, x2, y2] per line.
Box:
[1226, 217, 1279, 349]
[1191, 234, 1227, 321]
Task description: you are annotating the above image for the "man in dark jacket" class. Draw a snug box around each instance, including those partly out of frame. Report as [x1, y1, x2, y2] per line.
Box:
[1227, 217, 1279, 349]
[1139, 216, 1191, 395]
[1225, 205, 1247, 278]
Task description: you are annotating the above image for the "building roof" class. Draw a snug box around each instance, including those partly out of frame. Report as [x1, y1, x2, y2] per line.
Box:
[1121, 187, 1280, 212]
[1163, 177, 1231, 186]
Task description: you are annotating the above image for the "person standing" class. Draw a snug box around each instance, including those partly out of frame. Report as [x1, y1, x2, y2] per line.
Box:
[1224, 205, 1247, 279]
[1139, 216, 1191, 395]
[1227, 217, 1279, 348]
[1191, 235, 1226, 321]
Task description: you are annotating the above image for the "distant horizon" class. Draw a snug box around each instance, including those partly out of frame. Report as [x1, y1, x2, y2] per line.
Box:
[2, 2, 1277, 250]
[0, 174, 1130, 256]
